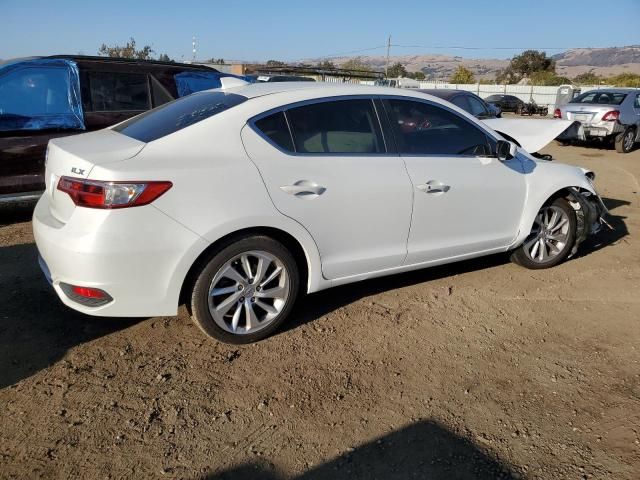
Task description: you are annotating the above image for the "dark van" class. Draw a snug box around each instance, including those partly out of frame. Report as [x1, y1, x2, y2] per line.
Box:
[0, 55, 237, 202]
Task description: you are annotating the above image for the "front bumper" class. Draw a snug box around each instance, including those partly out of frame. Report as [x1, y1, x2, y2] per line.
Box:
[569, 187, 609, 258]
[33, 194, 208, 317]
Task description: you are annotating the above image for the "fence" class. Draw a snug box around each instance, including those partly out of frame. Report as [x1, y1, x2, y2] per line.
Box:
[413, 81, 613, 112]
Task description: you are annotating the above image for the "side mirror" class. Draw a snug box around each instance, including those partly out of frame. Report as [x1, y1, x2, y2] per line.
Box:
[496, 140, 517, 161]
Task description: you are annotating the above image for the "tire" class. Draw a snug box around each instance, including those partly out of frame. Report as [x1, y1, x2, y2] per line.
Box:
[615, 127, 636, 154]
[190, 235, 300, 344]
[511, 197, 576, 269]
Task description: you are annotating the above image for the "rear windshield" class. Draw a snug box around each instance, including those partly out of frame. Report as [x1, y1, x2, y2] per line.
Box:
[113, 91, 247, 142]
[570, 91, 627, 106]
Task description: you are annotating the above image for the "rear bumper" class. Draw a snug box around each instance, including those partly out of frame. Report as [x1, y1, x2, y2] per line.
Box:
[33, 194, 208, 317]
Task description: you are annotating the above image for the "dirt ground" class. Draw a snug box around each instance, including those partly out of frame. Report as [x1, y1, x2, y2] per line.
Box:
[1, 142, 639, 479]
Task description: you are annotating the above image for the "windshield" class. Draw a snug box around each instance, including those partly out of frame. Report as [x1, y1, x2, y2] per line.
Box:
[570, 91, 627, 106]
[113, 91, 247, 142]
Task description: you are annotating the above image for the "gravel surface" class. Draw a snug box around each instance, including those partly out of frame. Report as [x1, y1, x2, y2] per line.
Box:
[1, 143, 639, 479]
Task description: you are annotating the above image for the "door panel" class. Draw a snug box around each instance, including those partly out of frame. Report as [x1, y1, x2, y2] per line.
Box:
[242, 99, 413, 279]
[382, 98, 526, 264]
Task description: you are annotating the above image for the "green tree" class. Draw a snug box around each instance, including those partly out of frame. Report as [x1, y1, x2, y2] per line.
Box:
[157, 53, 173, 62]
[573, 70, 601, 85]
[340, 57, 372, 72]
[387, 62, 407, 78]
[266, 60, 286, 67]
[530, 70, 571, 86]
[607, 73, 640, 87]
[497, 50, 555, 84]
[412, 71, 426, 80]
[449, 65, 475, 84]
[207, 58, 225, 64]
[98, 37, 154, 60]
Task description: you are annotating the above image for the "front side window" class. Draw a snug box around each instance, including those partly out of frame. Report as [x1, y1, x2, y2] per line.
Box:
[286, 99, 384, 154]
[635, 95, 640, 109]
[468, 96, 489, 117]
[88, 72, 150, 111]
[113, 91, 247, 142]
[384, 99, 490, 156]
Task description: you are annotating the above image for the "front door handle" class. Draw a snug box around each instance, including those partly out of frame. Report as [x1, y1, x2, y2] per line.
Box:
[280, 180, 326, 198]
[416, 181, 450, 194]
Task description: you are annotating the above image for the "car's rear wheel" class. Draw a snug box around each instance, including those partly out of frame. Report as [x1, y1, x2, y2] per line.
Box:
[190, 236, 299, 343]
[511, 198, 576, 269]
[615, 127, 636, 154]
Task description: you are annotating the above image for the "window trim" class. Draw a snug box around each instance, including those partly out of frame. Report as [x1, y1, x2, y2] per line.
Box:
[378, 95, 496, 158]
[248, 95, 395, 157]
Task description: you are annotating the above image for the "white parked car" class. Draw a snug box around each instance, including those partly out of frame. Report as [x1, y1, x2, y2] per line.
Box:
[33, 81, 607, 343]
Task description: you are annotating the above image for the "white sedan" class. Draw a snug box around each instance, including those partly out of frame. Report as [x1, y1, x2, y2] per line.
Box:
[33, 80, 607, 343]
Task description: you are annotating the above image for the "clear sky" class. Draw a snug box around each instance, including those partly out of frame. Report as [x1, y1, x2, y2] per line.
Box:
[2, 0, 639, 62]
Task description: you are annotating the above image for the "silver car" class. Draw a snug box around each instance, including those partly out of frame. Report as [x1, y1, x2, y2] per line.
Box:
[555, 88, 640, 153]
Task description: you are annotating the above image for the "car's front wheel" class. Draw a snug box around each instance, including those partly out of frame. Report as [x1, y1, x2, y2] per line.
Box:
[190, 236, 300, 343]
[511, 197, 576, 269]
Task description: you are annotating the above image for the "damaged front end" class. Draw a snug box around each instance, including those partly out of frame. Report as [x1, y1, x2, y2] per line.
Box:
[566, 186, 610, 258]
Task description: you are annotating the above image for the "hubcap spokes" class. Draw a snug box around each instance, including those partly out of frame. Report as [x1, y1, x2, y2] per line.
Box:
[524, 206, 570, 263]
[208, 251, 289, 334]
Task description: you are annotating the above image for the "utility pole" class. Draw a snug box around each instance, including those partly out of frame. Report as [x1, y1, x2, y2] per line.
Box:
[192, 36, 196, 62]
[385, 35, 391, 78]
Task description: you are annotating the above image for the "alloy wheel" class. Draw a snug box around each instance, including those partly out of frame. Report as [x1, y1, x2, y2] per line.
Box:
[523, 206, 570, 263]
[207, 250, 290, 334]
[624, 130, 635, 151]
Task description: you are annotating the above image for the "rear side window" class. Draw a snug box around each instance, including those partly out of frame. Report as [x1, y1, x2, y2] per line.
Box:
[88, 72, 150, 111]
[384, 99, 490, 156]
[254, 111, 294, 152]
[286, 99, 384, 154]
[113, 91, 247, 142]
[570, 91, 626, 106]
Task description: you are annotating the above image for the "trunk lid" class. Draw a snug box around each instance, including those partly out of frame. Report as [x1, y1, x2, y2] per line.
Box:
[563, 104, 616, 124]
[45, 129, 146, 223]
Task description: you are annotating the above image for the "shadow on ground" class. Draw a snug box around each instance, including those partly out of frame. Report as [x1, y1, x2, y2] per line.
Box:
[0, 242, 138, 389]
[0, 201, 38, 226]
[203, 419, 522, 479]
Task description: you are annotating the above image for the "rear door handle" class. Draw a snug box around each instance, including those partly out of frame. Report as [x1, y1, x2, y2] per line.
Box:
[280, 180, 326, 197]
[416, 181, 450, 194]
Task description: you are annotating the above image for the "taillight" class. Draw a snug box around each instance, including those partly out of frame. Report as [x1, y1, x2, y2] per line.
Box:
[57, 177, 172, 209]
[553, 108, 562, 118]
[602, 110, 619, 121]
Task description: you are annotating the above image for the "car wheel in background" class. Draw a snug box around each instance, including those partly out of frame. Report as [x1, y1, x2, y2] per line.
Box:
[511, 197, 576, 269]
[615, 127, 636, 154]
[190, 236, 300, 343]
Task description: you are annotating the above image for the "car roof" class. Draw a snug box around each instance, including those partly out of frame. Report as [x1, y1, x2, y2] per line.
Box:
[417, 89, 466, 100]
[581, 88, 639, 94]
[224, 81, 443, 101]
[4, 54, 219, 71]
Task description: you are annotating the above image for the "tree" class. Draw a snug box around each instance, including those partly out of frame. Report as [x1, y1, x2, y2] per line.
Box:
[157, 53, 173, 62]
[98, 37, 154, 60]
[449, 65, 475, 84]
[530, 70, 571, 86]
[412, 71, 426, 80]
[387, 62, 407, 78]
[340, 57, 372, 72]
[316, 60, 336, 70]
[266, 60, 286, 67]
[607, 73, 640, 87]
[207, 58, 225, 64]
[497, 50, 555, 84]
[573, 70, 601, 85]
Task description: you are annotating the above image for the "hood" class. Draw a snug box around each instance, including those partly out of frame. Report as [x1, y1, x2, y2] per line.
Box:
[484, 118, 575, 153]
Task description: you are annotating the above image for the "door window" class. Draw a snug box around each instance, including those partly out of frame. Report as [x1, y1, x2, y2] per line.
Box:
[253, 111, 294, 152]
[635, 94, 640, 109]
[384, 99, 490, 156]
[468, 96, 489, 117]
[286, 99, 384, 154]
[88, 72, 150, 111]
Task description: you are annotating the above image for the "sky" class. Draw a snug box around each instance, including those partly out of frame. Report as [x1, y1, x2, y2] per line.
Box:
[1, 0, 639, 62]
